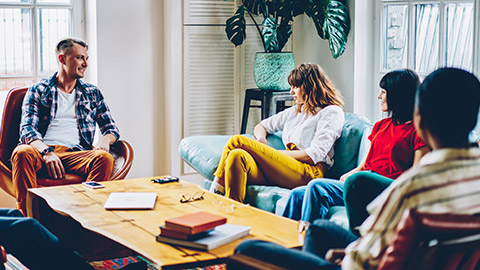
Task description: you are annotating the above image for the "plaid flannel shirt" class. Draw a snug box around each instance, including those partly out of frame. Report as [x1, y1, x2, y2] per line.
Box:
[19, 72, 120, 150]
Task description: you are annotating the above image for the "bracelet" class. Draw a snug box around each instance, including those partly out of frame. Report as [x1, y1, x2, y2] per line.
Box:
[41, 146, 54, 156]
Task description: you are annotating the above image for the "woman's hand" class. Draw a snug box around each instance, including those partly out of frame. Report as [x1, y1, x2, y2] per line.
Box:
[280, 150, 315, 164]
[256, 137, 268, 144]
[340, 167, 361, 182]
[254, 124, 268, 145]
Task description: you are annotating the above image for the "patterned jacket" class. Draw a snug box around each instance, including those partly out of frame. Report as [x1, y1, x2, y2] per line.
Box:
[19, 72, 120, 150]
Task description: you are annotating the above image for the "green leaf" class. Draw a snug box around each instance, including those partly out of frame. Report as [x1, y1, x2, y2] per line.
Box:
[276, 0, 304, 51]
[265, 0, 281, 17]
[278, 0, 308, 18]
[242, 0, 267, 17]
[225, 6, 247, 47]
[324, 1, 350, 58]
[262, 17, 280, 52]
[307, 0, 350, 58]
[277, 20, 292, 52]
[224, 0, 350, 56]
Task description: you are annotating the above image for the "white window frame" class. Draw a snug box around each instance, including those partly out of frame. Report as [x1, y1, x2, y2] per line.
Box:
[0, 0, 85, 90]
[378, 0, 478, 75]
[373, 0, 480, 121]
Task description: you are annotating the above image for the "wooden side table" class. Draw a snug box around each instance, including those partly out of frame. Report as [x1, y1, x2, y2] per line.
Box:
[240, 88, 293, 134]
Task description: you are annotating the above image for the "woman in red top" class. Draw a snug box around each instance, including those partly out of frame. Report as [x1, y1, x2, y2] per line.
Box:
[342, 69, 429, 232]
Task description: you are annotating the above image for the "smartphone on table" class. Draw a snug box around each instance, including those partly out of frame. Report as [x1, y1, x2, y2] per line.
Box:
[151, 176, 180, 184]
[82, 181, 105, 189]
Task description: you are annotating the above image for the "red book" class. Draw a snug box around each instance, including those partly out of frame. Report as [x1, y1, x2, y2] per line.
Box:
[164, 211, 227, 235]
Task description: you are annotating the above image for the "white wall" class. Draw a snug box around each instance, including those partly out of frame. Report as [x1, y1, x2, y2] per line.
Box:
[292, 12, 354, 113]
[95, 0, 168, 178]
[92, 0, 374, 183]
[292, 0, 376, 120]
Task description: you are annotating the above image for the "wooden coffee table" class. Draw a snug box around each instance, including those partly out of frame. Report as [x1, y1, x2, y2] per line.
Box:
[26, 177, 301, 269]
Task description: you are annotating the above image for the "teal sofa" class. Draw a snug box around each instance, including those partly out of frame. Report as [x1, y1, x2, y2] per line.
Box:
[178, 112, 372, 228]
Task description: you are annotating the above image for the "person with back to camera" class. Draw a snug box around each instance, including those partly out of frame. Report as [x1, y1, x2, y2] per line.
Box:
[282, 69, 429, 230]
[209, 63, 345, 203]
[235, 67, 480, 270]
[11, 37, 119, 215]
[0, 208, 146, 269]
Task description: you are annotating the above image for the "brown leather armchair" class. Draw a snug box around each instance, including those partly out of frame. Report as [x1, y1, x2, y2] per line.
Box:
[227, 209, 480, 270]
[0, 87, 134, 197]
[378, 209, 480, 270]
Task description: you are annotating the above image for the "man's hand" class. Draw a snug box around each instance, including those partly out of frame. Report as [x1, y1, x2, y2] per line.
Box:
[94, 134, 116, 152]
[43, 152, 65, 179]
[94, 137, 111, 152]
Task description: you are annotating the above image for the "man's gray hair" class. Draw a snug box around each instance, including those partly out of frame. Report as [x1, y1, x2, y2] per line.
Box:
[56, 38, 88, 55]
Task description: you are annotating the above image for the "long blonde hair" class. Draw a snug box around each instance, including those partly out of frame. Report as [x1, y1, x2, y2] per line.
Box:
[288, 63, 344, 115]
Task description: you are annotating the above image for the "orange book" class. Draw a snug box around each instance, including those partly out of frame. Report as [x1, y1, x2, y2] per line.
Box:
[164, 211, 227, 235]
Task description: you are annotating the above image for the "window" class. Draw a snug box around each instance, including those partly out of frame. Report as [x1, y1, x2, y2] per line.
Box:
[0, 0, 84, 92]
[380, 0, 476, 76]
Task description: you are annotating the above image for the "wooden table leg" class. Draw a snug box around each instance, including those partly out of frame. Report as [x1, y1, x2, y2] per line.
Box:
[27, 192, 136, 261]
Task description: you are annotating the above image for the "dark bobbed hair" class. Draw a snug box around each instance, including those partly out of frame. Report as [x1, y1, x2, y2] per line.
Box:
[379, 69, 420, 124]
[56, 37, 88, 56]
[287, 63, 344, 115]
[416, 67, 480, 141]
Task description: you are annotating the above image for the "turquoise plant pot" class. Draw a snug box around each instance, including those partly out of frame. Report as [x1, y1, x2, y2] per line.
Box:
[254, 52, 294, 91]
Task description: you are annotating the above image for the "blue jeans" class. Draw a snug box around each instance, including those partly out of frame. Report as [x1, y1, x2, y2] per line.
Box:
[282, 179, 344, 222]
[0, 209, 94, 270]
[235, 219, 358, 270]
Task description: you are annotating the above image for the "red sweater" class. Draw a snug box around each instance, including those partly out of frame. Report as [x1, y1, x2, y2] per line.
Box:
[363, 117, 426, 179]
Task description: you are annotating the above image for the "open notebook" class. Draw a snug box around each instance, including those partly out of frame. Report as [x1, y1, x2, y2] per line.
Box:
[104, 192, 157, 210]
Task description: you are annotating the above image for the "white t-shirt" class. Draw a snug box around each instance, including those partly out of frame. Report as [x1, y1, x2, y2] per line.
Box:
[43, 89, 81, 147]
[260, 105, 344, 166]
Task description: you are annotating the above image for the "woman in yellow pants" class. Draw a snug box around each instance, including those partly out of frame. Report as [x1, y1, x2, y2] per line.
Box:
[210, 63, 345, 202]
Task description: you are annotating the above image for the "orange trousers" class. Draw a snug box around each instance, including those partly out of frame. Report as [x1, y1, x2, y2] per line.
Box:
[11, 145, 114, 213]
[214, 135, 325, 202]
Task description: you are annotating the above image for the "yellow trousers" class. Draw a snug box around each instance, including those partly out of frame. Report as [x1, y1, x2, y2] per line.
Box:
[214, 135, 325, 202]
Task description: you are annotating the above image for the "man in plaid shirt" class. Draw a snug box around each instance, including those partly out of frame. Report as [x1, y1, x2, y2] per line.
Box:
[11, 38, 120, 214]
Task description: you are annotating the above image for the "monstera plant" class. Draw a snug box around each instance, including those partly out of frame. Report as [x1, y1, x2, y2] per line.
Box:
[225, 0, 351, 59]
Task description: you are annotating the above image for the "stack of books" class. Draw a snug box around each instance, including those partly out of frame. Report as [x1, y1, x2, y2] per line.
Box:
[156, 211, 250, 250]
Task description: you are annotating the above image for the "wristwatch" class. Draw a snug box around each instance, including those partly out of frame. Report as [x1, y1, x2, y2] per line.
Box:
[41, 146, 54, 156]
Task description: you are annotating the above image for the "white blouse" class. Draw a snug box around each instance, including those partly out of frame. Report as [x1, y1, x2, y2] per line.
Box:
[260, 105, 344, 166]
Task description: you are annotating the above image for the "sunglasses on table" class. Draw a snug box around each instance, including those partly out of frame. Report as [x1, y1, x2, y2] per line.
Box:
[180, 191, 205, 203]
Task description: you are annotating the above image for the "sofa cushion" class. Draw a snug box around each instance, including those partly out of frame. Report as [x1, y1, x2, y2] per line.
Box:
[324, 113, 372, 179]
[204, 179, 292, 214]
[275, 196, 290, 215]
[356, 126, 372, 167]
[325, 206, 349, 230]
[245, 185, 292, 213]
